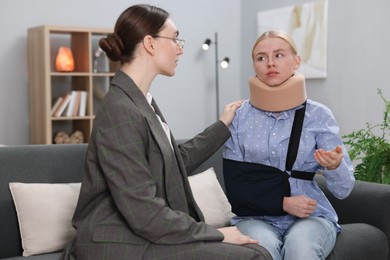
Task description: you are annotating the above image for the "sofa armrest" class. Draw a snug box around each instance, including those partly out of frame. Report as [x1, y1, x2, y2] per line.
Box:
[316, 175, 390, 247]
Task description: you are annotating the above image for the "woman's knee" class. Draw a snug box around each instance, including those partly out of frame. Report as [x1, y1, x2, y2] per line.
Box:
[235, 220, 283, 260]
[283, 217, 337, 259]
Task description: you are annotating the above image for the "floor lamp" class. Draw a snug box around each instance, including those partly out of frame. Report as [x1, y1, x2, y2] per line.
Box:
[202, 32, 230, 120]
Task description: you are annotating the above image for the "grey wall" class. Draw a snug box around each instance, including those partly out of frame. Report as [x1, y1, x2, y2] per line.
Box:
[1, 0, 389, 145]
[0, 0, 241, 145]
[241, 0, 390, 137]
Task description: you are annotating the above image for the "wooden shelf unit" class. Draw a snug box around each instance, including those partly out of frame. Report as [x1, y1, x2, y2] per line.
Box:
[28, 25, 119, 144]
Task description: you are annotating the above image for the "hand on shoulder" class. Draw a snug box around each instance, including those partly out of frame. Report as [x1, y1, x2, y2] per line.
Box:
[219, 100, 244, 127]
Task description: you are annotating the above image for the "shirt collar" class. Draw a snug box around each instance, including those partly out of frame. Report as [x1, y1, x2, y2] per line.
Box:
[265, 103, 305, 119]
[146, 92, 153, 106]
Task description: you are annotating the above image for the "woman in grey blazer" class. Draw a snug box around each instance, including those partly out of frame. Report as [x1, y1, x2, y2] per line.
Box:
[60, 4, 271, 260]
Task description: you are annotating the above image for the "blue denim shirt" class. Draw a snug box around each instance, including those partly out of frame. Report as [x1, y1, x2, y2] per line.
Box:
[223, 99, 355, 234]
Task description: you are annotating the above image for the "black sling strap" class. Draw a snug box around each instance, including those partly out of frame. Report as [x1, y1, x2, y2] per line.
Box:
[286, 102, 306, 171]
[285, 101, 315, 181]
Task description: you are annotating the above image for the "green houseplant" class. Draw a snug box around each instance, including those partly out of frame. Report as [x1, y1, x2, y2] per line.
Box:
[342, 89, 390, 184]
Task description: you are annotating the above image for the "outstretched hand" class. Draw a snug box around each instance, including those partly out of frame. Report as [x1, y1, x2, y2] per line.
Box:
[219, 100, 244, 127]
[314, 145, 343, 170]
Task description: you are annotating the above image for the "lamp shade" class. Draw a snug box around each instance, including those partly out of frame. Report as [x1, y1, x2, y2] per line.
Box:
[202, 39, 211, 51]
[55, 46, 74, 72]
[220, 57, 230, 69]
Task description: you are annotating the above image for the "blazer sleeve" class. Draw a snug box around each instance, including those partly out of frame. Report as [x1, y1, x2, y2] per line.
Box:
[177, 120, 230, 174]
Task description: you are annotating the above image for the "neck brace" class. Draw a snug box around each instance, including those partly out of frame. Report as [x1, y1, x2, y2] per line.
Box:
[249, 73, 307, 112]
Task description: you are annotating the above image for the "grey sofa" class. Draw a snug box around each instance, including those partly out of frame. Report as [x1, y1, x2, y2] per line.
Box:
[0, 143, 389, 259]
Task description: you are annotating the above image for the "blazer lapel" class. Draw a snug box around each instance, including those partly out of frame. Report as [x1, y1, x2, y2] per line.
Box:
[152, 100, 204, 221]
[111, 71, 173, 157]
[151, 99, 186, 175]
[151, 99, 196, 212]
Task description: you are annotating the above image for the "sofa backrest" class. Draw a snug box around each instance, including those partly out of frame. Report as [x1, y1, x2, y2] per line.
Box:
[0, 144, 87, 258]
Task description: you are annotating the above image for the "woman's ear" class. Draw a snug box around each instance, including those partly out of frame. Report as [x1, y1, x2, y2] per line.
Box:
[293, 55, 301, 70]
[142, 35, 155, 54]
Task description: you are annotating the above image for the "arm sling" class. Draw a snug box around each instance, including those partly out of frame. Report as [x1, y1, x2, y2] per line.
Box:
[223, 102, 316, 216]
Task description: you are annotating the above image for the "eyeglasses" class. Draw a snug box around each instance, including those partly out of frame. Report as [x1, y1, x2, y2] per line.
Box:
[153, 35, 185, 49]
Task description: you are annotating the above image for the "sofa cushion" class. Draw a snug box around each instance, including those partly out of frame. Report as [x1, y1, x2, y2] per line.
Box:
[326, 223, 388, 260]
[188, 167, 234, 227]
[2, 252, 62, 260]
[9, 182, 80, 256]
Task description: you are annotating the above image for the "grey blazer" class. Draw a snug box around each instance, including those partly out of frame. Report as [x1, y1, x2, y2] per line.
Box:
[60, 71, 272, 259]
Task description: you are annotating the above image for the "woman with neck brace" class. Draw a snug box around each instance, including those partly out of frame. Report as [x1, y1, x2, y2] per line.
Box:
[223, 30, 355, 260]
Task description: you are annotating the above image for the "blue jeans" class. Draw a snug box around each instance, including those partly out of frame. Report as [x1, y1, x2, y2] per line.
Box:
[235, 217, 337, 260]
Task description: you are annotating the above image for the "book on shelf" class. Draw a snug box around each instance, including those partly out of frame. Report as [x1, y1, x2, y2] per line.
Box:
[53, 93, 72, 117]
[78, 91, 88, 116]
[65, 91, 78, 117]
[72, 91, 82, 117]
[50, 97, 63, 116]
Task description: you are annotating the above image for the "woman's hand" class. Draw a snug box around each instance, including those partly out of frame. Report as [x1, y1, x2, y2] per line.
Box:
[314, 145, 343, 170]
[219, 100, 244, 127]
[283, 195, 317, 218]
[218, 226, 258, 245]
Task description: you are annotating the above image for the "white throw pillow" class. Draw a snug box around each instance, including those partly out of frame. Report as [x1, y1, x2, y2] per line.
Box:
[9, 182, 81, 256]
[188, 167, 234, 227]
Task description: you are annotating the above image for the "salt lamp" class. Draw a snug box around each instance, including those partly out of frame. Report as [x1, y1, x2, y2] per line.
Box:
[55, 46, 75, 72]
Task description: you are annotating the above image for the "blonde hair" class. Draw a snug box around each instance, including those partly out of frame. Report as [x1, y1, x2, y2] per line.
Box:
[252, 30, 298, 59]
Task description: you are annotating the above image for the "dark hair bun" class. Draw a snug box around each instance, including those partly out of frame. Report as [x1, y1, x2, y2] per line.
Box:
[99, 33, 124, 62]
